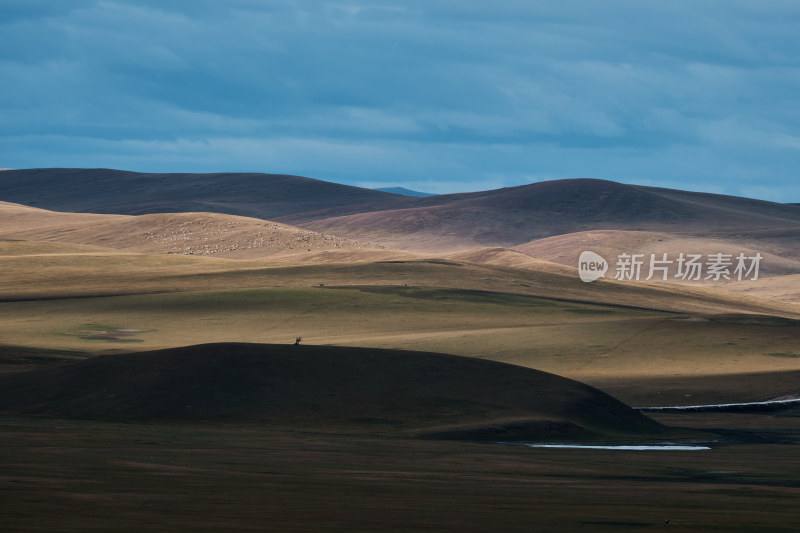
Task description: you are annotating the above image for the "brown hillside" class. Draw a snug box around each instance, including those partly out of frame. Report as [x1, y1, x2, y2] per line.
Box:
[3, 171, 799, 255]
[0, 202, 379, 259]
[0, 168, 414, 219]
[298, 179, 800, 251]
[0, 343, 665, 440]
[443, 247, 576, 274]
[514, 230, 800, 278]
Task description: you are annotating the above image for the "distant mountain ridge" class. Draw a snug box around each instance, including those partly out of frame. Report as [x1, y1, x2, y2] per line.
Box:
[2, 168, 799, 252]
[0, 168, 412, 220]
[302, 179, 800, 251]
[375, 187, 435, 197]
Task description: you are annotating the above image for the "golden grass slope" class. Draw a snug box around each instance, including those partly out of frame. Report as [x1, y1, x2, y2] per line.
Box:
[719, 274, 800, 305]
[0, 201, 381, 259]
[1, 244, 800, 398]
[514, 229, 800, 277]
[515, 229, 800, 303]
[2, 281, 800, 399]
[2, 241, 799, 318]
[443, 247, 576, 275]
[2, 199, 799, 401]
[2, 200, 799, 325]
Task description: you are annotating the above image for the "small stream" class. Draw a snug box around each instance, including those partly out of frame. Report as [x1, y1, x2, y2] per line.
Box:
[635, 397, 800, 413]
[495, 397, 799, 451]
[512, 443, 710, 451]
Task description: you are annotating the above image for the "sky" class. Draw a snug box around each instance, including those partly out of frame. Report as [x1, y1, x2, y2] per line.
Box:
[1, 1, 799, 201]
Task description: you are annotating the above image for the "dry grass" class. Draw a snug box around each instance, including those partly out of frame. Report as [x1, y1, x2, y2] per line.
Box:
[714, 274, 800, 305]
[1, 200, 800, 531]
[0, 202, 380, 259]
[1, 281, 799, 401]
[0, 343, 666, 441]
[2, 239, 800, 395]
[515, 229, 800, 275]
[514, 229, 800, 304]
[3, 242, 799, 314]
[1, 416, 799, 532]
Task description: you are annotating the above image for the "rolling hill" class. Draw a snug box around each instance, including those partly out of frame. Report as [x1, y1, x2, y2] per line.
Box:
[0, 201, 381, 259]
[0, 168, 415, 219]
[514, 229, 800, 278]
[0, 342, 666, 440]
[374, 186, 436, 197]
[3, 169, 799, 254]
[301, 179, 800, 251]
[2, 169, 798, 304]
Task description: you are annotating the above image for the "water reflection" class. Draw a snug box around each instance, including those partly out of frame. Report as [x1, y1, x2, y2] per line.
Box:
[502, 443, 711, 451]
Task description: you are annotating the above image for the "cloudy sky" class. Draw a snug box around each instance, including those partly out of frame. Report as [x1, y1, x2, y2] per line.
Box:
[1, 1, 799, 200]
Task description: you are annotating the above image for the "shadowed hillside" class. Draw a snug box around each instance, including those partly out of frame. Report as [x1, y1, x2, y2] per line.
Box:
[0, 168, 414, 219]
[301, 179, 800, 251]
[0, 342, 665, 440]
[3, 170, 799, 254]
[375, 187, 436, 197]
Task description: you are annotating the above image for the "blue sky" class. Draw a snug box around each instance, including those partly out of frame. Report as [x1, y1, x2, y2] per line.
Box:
[1, 1, 799, 201]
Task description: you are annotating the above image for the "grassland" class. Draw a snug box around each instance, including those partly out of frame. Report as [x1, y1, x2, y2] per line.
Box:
[0, 343, 668, 443]
[1, 415, 799, 533]
[2, 267, 799, 403]
[2, 206, 800, 531]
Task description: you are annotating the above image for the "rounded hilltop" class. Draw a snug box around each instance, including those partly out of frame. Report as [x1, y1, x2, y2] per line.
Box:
[0, 342, 666, 441]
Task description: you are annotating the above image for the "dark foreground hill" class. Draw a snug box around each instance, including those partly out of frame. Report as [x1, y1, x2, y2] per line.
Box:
[0, 343, 664, 441]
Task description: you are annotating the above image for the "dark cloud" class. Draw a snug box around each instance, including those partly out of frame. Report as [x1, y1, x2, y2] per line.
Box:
[1, 1, 799, 201]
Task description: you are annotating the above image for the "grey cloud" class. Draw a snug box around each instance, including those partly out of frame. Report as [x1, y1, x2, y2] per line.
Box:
[1, 0, 799, 201]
